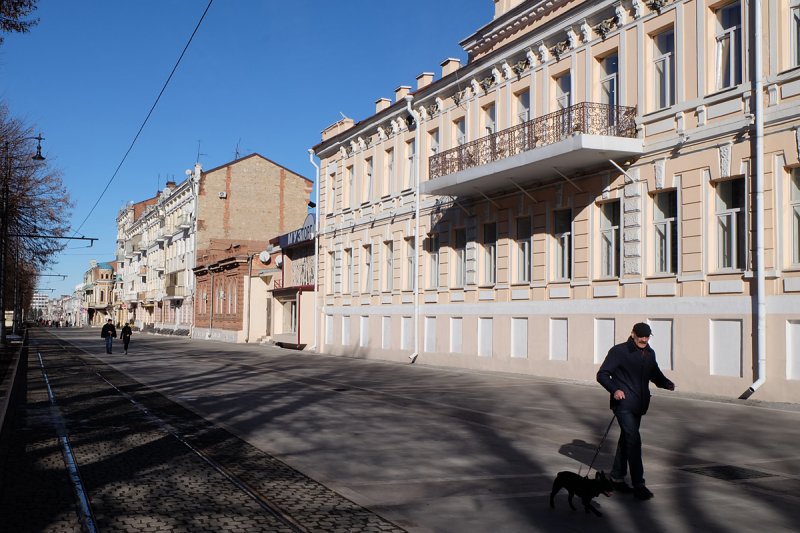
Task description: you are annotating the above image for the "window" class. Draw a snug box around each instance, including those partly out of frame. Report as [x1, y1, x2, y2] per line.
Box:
[345, 165, 354, 208]
[454, 228, 467, 288]
[428, 233, 440, 288]
[653, 30, 675, 109]
[344, 248, 352, 294]
[363, 157, 373, 203]
[327, 171, 336, 214]
[654, 190, 678, 274]
[454, 117, 466, 146]
[600, 201, 621, 278]
[328, 251, 335, 294]
[384, 240, 394, 292]
[483, 103, 496, 136]
[554, 210, 572, 280]
[405, 237, 416, 290]
[363, 243, 373, 293]
[716, 2, 742, 90]
[516, 90, 531, 124]
[404, 139, 416, 190]
[429, 128, 440, 155]
[516, 217, 532, 283]
[556, 73, 572, 137]
[483, 222, 497, 285]
[716, 178, 746, 270]
[792, 169, 800, 265]
[384, 148, 394, 196]
[600, 55, 618, 103]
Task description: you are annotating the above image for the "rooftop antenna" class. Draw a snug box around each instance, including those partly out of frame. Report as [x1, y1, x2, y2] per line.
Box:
[339, 111, 350, 121]
[234, 138, 241, 160]
[196, 140, 207, 164]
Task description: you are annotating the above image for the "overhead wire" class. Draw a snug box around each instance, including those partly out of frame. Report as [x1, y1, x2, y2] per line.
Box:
[70, 0, 215, 236]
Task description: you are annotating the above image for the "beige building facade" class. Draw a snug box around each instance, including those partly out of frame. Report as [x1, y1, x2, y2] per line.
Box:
[313, 0, 800, 402]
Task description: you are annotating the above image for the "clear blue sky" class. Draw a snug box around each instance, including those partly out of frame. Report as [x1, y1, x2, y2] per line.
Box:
[0, 0, 492, 297]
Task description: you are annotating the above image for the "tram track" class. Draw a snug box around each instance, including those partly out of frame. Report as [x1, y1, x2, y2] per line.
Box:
[13, 332, 406, 533]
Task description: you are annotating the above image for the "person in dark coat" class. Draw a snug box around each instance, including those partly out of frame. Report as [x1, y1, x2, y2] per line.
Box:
[597, 322, 675, 501]
[100, 319, 117, 354]
[121, 322, 133, 354]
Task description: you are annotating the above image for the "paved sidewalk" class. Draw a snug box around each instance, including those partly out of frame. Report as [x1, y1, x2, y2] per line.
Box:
[0, 330, 405, 532]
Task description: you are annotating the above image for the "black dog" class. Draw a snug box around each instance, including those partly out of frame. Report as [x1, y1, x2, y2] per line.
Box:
[549, 470, 614, 517]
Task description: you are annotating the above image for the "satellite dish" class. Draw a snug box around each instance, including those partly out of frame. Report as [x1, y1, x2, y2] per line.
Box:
[258, 251, 270, 264]
[275, 255, 283, 267]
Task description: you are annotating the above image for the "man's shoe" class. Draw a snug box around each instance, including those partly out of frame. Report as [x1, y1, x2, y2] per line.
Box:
[634, 485, 654, 500]
[612, 480, 633, 493]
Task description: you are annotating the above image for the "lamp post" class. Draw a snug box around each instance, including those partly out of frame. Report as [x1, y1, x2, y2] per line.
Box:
[0, 133, 44, 346]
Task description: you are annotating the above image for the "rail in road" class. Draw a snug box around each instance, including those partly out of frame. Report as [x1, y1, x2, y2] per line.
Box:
[0, 330, 405, 532]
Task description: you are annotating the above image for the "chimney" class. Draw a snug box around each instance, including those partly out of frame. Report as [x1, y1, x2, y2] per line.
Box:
[395, 85, 411, 102]
[165, 180, 176, 189]
[376, 98, 391, 113]
[441, 58, 461, 77]
[416, 72, 434, 90]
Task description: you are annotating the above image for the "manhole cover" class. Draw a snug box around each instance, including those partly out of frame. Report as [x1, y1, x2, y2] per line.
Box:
[681, 465, 774, 481]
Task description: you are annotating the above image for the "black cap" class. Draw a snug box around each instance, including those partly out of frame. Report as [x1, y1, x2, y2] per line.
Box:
[632, 322, 652, 337]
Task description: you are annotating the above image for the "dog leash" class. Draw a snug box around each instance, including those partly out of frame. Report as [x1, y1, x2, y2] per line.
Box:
[582, 413, 616, 476]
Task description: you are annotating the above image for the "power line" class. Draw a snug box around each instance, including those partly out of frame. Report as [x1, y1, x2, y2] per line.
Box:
[71, 0, 215, 236]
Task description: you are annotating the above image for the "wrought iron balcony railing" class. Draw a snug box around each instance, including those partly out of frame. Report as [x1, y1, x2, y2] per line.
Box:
[429, 102, 637, 180]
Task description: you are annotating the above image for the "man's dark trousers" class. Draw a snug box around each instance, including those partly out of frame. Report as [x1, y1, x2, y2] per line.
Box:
[611, 410, 644, 487]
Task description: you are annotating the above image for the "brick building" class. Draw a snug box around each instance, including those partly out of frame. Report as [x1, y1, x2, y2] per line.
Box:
[192, 154, 312, 341]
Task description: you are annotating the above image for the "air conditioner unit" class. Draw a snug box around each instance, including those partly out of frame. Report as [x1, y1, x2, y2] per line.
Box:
[218, 191, 227, 199]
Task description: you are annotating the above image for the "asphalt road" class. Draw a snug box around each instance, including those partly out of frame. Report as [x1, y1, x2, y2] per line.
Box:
[39, 328, 800, 532]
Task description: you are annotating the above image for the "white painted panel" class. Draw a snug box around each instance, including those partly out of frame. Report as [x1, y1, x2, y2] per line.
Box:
[784, 277, 800, 292]
[425, 316, 436, 352]
[450, 317, 463, 353]
[647, 282, 677, 296]
[710, 319, 742, 377]
[550, 318, 568, 361]
[382, 316, 391, 349]
[511, 317, 528, 358]
[401, 316, 413, 350]
[645, 117, 674, 136]
[360, 316, 369, 347]
[478, 317, 493, 357]
[549, 287, 570, 298]
[594, 318, 615, 364]
[649, 319, 674, 370]
[342, 316, 350, 345]
[325, 315, 334, 345]
[787, 321, 800, 380]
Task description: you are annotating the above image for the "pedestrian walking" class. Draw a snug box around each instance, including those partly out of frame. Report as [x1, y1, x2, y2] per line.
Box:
[121, 321, 133, 354]
[596, 322, 675, 501]
[100, 319, 117, 354]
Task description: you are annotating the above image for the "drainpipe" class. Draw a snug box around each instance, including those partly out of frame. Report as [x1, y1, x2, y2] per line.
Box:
[406, 95, 421, 363]
[296, 289, 302, 346]
[743, 0, 766, 398]
[244, 253, 255, 343]
[308, 149, 320, 351]
[208, 270, 214, 339]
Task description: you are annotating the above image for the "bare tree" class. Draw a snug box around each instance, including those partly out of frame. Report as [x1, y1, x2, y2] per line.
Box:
[0, 0, 39, 46]
[1, 102, 71, 336]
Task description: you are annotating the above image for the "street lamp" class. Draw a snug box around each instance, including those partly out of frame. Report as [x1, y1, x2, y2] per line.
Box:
[1, 133, 45, 346]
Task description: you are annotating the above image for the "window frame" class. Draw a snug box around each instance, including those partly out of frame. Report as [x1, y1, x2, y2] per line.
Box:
[715, 2, 742, 91]
[715, 177, 747, 271]
[653, 29, 676, 110]
[553, 209, 573, 281]
[453, 228, 467, 288]
[516, 216, 532, 284]
[384, 239, 394, 292]
[363, 243, 373, 294]
[428, 232, 440, 289]
[482, 222, 497, 285]
[653, 190, 679, 275]
[792, 169, 800, 266]
[599, 200, 621, 279]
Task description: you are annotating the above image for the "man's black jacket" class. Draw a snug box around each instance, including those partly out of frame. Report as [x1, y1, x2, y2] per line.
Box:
[597, 337, 674, 415]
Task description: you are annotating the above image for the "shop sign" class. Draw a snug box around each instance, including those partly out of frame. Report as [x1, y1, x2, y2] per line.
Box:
[280, 214, 315, 248]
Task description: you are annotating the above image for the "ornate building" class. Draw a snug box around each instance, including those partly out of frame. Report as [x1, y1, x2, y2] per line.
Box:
[312, 0, 800, 402]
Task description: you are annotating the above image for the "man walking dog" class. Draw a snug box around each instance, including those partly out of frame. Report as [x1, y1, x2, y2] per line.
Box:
[597, 322, 675, 501]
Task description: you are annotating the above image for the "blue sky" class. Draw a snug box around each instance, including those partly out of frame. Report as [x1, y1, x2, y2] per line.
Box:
[0, 0, 492, 297]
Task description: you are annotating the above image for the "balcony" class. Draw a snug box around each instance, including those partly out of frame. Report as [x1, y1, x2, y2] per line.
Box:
[165, 285, 187, 298]
[424, 102, 641, 197]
